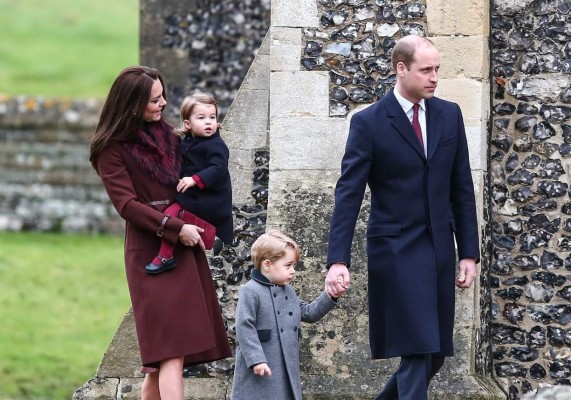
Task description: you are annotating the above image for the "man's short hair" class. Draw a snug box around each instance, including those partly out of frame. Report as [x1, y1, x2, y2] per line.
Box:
[391, 35, 435, 71]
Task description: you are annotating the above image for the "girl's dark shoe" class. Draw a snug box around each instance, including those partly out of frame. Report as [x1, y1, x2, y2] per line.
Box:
[145, 256, 176, 274]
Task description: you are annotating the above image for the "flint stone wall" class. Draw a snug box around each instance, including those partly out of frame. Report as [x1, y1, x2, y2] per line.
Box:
[489, 0, 571, 398]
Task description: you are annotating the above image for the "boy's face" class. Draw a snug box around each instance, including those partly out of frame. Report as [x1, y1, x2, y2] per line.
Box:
[183, 103, 218, 137]
[261, 247, 297, 285]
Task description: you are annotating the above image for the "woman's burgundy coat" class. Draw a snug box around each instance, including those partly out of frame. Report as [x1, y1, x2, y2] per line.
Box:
[96, 138, 231, 371]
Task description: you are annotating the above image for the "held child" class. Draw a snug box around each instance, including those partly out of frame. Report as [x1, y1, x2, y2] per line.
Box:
[231, 230, 343, 400]
[145, 93, 233, 274]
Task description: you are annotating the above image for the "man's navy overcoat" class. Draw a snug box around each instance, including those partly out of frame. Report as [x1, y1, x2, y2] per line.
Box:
[327, 90, 480, 359]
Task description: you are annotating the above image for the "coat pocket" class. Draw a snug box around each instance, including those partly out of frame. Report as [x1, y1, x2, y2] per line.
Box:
[367, 223, 402, 238]
[257, 329, 272, 342]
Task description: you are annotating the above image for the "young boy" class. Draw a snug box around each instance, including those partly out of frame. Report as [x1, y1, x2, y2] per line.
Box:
[231, 230, 343, 400]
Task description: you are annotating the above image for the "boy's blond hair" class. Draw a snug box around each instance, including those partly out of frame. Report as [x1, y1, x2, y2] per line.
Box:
[251, 230, 301, 270]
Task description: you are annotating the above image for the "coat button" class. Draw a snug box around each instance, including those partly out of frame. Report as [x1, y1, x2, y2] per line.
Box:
[285, 296, 288, 300]
[289, 312, 293, 316]
[281, 328, 284, 333]
[294, 326, 298, 331]
[277, 311, 281, 315]
[273, 293, 277, 297]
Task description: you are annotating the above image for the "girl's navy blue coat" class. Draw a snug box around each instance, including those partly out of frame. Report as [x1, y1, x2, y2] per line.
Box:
[175, 130, 233, 244]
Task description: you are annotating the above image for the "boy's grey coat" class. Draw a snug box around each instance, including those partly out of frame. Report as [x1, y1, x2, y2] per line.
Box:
[231, 269, 337, 400]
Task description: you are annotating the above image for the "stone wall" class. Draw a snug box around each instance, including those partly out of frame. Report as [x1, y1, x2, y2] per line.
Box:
[0, 0, 270, 234]
[0, 96, 121, 234]
[3, 0, 571, 399]
[489, 0, 571, 398]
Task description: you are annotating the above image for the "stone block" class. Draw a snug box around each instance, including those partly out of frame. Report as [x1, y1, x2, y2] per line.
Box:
[426, 0, 489, 36]
[454, 285, 477, 330]
[270, 27, 302, 71]
[96, 309, 144, 378]
[270, 71, 330, 119]
[522, 385, 571, 400]
[73, 377, 120, 400]
[270, 116, 348, 170]
[239, 33, 270, 90]
[466, 123, 488, 172]
[436, 78, 488, 121]
[117, 378, 143, 399]
[223, 89, 269, 150]
[228, 148, 259, 204]
[431, 36, 489, 79]
[271, 0, 319, 28]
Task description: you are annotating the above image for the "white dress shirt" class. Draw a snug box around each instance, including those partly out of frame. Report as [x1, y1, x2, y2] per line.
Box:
[393, 88, 427, 156]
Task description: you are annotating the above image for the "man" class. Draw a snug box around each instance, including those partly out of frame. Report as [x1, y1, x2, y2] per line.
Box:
[325, 35, 479, 400]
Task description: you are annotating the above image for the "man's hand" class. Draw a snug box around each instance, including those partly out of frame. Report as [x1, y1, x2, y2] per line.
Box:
[455, 258, 477, 288]
[325, 263, 351, 298]
[253, 363, 272, 376]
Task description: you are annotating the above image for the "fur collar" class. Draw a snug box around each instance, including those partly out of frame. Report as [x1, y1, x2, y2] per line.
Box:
[124, 120, 181, 186]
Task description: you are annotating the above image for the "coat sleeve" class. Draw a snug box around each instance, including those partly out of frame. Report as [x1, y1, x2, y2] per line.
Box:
[299, 291, 337, 323]
[449, 104, 480, 262]
[194, 139, 230, 188]
[96, 145, 184, 244]
[327, 111, 373, 267]
[235, 285, 267, 368]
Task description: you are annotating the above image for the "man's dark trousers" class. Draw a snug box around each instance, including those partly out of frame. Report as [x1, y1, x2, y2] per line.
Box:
[375, 354, 445, 400]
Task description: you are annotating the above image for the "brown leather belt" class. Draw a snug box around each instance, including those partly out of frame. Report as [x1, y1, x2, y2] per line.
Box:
[146, 200, 171, 206]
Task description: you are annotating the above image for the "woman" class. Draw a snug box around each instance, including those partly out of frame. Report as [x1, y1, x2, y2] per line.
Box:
[89, 66, 232, 399]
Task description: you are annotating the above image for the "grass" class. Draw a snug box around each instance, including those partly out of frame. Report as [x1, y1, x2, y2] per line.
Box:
[0, 232, 131, 400]
[0, 0, 139, 98]
[0, 1, 137, 397]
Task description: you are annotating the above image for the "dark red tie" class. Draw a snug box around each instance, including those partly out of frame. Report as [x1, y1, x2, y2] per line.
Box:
[412, 103, 424, 149]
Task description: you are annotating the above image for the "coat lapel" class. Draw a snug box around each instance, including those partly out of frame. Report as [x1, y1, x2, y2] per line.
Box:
[425, 98, 443, 160]
[385, 91, 425, 159]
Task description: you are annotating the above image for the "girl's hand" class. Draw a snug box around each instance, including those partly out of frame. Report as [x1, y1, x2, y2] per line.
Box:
[253, 363, 272, 376]
[177, 177, 196, 193]
[179, 224, 205, 250]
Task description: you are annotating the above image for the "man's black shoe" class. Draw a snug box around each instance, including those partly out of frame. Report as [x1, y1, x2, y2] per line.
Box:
[145, 256, 177, 274]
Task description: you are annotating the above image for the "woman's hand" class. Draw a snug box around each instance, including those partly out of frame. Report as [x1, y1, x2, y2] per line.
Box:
[179, 224, 205, 250]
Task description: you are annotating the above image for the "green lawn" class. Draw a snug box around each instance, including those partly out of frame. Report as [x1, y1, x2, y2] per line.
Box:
[0, 1, 138, 397]
[0, 232, 131, 399]
[0, 0, 139, 98]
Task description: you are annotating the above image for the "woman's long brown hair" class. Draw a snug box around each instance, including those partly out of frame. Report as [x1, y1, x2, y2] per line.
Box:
[89, 66, 167, 171]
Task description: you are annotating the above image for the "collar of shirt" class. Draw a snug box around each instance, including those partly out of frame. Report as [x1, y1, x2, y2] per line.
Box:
[393, 88, 426, 117]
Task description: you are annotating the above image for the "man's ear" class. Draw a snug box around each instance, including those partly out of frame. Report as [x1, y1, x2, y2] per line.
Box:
[396, 61, 407, 77]
[262, 260, 271, 271]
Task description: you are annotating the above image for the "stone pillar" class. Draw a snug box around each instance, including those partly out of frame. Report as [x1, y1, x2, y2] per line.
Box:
[269, 0, 503, 398]
[426, 0, 501, 397]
